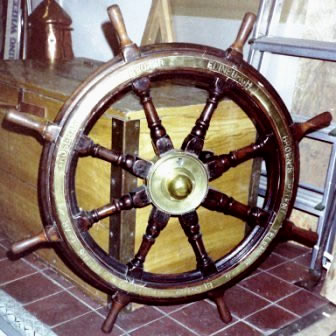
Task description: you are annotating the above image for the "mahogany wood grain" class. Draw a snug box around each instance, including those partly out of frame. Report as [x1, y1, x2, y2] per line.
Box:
[179, 211, 217, 275]
[181, 78, 225, 155]
[102, 291, 131, 333]
[11, 226, 60, 255]
[127, 208, 170, 274]
[206, 136, 273, 180]
[230, 12, 256, 54]
[107, 5, 133, 48]
[291, 111, 332, 141]
[132, 77, 174, 155]
[79, 187, 150, 230]
[203, 188, 270, 227]
[77, 135, 152, 179]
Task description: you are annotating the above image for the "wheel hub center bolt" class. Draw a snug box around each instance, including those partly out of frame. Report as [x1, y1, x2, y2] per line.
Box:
[167, 174, 193, 200]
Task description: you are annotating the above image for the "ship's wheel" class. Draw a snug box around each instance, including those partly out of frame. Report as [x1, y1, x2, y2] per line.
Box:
[5, 5, 331, 333]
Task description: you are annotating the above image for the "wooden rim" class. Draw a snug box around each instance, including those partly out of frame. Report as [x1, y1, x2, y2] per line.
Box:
[39, 44, 298, 301]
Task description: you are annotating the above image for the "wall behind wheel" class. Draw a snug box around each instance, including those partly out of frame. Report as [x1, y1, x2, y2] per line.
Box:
[30, 0, 256, 61]
[31, 0, 152, 61]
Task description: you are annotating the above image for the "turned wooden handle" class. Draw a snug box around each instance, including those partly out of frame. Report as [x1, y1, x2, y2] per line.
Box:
[107, 5, 133, 48]
[230, 12, 256, 54]
[11, 231, 48, 254]
[102, 292, 130, 333]
[290, 225, 318, 248]
[210, 293, 232, 323]
[282, 220, 318, 248]
[10, 226, 60, 254]
[6, 110, 47, 134]
[5, 110, 59, 141]
[293, 112, 332, 141]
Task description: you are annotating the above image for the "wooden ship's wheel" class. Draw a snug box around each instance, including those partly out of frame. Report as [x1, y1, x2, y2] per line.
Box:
[4, 5, 332, 333]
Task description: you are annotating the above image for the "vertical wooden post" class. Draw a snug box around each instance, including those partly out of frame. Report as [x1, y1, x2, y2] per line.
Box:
[109, 118, 140, 310]
[110, 118, 140, 262]
[141, 0, 175, 45]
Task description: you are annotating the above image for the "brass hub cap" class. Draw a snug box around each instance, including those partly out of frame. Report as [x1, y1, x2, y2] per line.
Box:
[167, 174, 193, 200]
[147, 151, 209, 215]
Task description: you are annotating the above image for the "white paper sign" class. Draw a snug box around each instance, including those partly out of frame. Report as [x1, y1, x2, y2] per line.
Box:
[3, 0, 22, 59]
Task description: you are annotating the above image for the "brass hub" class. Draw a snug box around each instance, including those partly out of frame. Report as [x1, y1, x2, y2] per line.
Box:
[167, 174, 193, 200]
[147, 151, 209, 215]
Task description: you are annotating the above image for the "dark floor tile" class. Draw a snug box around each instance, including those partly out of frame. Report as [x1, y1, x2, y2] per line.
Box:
[2, 272, 63, 304]
[273, 243, 308, 259]
[0, 242, 47, 270]
[0, 229, 9, 242]
[25, 291, 91, 326]
[67, 286, 104, 309]
[269, 261, 310, 283]
[311, 275, 327, 296]
[156, 303, 191, 314]
[43, 268, 74, 289]
[97, 304, 112, 317]
[240, 272, 297, 302]
[112, 305, 163, 332]
[225, 285, 269, 318]
[130, 316, 196, 336]
[245, 305, 297, 333]
[0, 239, 11, 249]
[0, 245, 7, 259]
[170, 300, 230, 336]
[258, 253, 287, 270]
[277, 289, 327, 316]
[0, 259, 36, 284]
[294, 252, 312, 267]
[245, 268, 262, 279]
[215, 321, 262, 336]
[24, 253, 48, 270]
[53, 311, 124, 336]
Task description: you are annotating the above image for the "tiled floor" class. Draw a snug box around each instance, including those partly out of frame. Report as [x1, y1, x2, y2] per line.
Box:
[0, 228, 334, 336]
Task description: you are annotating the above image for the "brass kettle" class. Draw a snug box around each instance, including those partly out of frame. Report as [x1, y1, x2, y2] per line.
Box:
[27, 0, 74, 63]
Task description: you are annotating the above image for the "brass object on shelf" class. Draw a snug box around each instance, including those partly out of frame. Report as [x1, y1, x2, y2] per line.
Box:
[27, 0, 74, 63]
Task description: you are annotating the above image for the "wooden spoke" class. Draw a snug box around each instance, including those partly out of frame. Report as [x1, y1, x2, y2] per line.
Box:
[132, 77, 174, 155]
[206, 136, 273, 180]
[202, 188, 271, 227]
[127, 207, 170, 275]
[77, 186, 150, 231]
[181, 78, 225, 155]
[179, 211, 217, 275]
[76, 135, 152, 179]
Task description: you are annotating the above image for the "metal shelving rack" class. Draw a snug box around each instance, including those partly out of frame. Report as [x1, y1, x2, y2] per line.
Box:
[249, 0, 336, 271]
